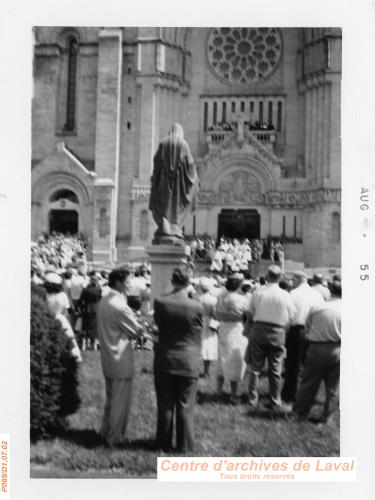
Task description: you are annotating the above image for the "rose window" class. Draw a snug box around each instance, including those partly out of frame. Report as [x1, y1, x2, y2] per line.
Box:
[207, 28, 282, 84]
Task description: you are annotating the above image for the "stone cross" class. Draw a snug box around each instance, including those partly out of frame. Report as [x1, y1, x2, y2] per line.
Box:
[236, 112, 246, 141]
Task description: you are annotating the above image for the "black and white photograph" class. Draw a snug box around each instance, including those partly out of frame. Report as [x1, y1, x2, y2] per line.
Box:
[0, 0, 375, 498]
[29, 25, 342, 477]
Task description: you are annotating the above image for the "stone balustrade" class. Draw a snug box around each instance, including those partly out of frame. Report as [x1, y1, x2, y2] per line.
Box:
[206, 128, 277, 152]
[206, 130, 234, 147]
[249, 130, 277, 144]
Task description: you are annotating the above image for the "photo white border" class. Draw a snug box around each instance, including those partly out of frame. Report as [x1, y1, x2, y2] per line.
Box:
[0, 0, 374, 498]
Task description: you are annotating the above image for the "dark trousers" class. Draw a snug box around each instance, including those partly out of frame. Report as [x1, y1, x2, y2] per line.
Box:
[154, 371, 198, 452]
[281, 325, 306, 403]
[294, 343, 340, 419]
[248, 322, 286, 406]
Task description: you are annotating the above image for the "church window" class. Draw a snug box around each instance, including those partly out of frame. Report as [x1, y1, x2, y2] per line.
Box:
[207, 28, 282, 84]
[63, 35, 78, 132]
[293, 216, 297, 239]
[203, 102, 208, 131]
[240, 101, 245, 112]
[277, 101, 282, 131]
[213, 102, 218, 125]
[250, 101, 254, 113]
[231, 102, 236, 113]
[282, 215, 286, 236]
[50, 189, 79, 204]
[127, 122, 131, 130]
[128, 67, 132, 74]
[259, 101, 264, 122]
[128, 96, 132, 104]
[332, 212, 340, 243]
[268, 102, 273, 126]
[222, 102, 227, 122]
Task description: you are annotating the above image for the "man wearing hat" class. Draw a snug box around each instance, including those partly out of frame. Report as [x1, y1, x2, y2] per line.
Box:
[247, 265, 296, 411]
[311, 273, 331, 301]
[153, 268, 204, 452]
[281, 271, 323, 403]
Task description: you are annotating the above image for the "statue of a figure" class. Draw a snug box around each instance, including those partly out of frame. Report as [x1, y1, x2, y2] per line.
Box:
[149, 123, 199, 243]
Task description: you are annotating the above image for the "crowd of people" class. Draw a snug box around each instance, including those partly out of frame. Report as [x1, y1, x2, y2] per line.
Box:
[95, 265, 341, 452]
[31, 233, 341, 453]
[185, 236, 284, 273]
[207, 120, 275, 133]
[31, 233, 152, 356]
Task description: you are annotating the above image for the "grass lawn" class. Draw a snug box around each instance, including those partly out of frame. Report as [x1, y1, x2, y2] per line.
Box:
[30, 350, 339, 478]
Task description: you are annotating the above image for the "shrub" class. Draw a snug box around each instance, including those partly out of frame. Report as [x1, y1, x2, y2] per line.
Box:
[30, 291, 80, 439]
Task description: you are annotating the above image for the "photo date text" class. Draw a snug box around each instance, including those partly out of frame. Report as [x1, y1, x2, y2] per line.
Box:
[360, 187, 369, 211]
[360, 264, 369, 281]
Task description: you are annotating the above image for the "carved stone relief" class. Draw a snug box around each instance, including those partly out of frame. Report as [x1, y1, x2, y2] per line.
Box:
[218, 170, 263, 205]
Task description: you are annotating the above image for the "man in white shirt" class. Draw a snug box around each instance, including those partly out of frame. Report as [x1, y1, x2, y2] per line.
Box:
[97, 267, 143, 447]
[311, 273, 331, 301]
[281, 271, 324, 403]
[247, 265, 296, 411]
[294, 280, 341, 423]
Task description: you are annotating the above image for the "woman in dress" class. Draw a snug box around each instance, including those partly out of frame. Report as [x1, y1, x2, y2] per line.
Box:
[216, 273, 249, 404]
[197, 277, 218, 377]
[78, 271, 102, 350]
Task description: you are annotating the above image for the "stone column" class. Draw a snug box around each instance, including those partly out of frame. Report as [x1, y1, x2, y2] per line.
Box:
[329, 75, 341, 184]
[311, 83, 318, 181]
[323, 82, 332, 179]
[146, 245, 186, 304]
[93, 28, 123, 262]
[316, 83, 324, 185]
[304, 84, 312, 176]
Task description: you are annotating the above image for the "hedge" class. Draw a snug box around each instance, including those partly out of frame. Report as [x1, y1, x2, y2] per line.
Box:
[30, 291, 80, 438]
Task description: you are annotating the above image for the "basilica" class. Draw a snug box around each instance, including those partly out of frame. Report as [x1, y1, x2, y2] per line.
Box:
[31, 27, 341, 267]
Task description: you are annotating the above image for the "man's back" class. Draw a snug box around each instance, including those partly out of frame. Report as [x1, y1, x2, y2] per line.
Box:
[154, 292, 203, 377]
[290, 283, 324, 325]
[250, 283, 296, 326]
[97, 290, 139, 379]
[306, 299, 341, 343]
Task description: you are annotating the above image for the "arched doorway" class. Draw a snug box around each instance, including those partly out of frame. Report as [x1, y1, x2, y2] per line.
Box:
[218, 209, 260, 240]
[48, 189, 79, 235]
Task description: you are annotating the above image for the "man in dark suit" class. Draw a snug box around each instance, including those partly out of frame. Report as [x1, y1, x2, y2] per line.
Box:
[153, 268, 204, 452]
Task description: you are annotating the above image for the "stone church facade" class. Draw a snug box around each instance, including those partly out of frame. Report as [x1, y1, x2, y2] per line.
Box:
[31, 27, 341, 267]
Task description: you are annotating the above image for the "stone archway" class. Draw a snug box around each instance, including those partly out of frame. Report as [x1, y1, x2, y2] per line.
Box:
[32, 172, 93, 241]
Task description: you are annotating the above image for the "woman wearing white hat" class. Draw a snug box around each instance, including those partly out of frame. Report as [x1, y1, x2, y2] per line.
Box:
[44, 273, 82, 362]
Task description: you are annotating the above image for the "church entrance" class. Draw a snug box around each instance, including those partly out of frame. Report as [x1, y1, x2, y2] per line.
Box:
[218, 209, 260, 240]
[49, 209, 79, 234]
[48, 189, 80, 235]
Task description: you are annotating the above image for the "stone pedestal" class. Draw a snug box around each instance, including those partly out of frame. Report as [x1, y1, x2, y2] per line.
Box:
[146, 244, 186, 305]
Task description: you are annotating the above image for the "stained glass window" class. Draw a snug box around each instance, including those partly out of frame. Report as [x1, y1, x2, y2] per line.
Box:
[207, 28, 282, 84]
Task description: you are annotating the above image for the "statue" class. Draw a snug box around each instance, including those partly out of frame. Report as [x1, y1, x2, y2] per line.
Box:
[149, 123, 199, 244]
